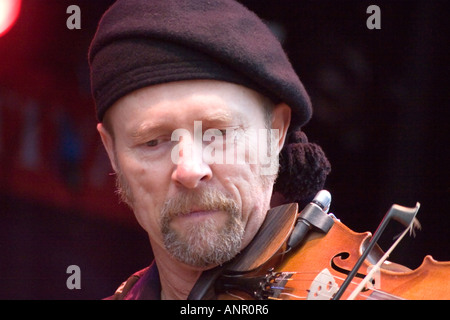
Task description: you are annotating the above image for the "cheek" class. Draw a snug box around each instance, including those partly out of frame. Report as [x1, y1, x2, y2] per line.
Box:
[237, 172, 272, 248]
[119, 156, 171, 237]
[214, 162, 273, 244]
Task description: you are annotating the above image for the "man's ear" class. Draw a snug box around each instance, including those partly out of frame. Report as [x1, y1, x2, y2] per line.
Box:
[271, 103, 291, 151]
[97, 123, 118, 173]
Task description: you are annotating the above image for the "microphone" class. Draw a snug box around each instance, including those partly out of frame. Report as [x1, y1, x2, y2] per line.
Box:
[287, 190, 335, 249]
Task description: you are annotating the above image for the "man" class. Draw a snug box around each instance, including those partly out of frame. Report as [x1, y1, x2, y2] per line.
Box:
[89, 0, 330, 300]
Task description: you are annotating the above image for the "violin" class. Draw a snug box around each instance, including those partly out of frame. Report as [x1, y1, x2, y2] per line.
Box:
[188, 190, 450, 300]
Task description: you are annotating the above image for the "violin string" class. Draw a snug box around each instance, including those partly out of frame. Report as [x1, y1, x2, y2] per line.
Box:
[223, 269, 400, 300]
[279, 292, 308, 299]
[270, 270, 383, 300]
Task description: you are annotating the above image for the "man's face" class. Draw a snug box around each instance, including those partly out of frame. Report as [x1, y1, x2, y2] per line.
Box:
[98, 80, 290, 269]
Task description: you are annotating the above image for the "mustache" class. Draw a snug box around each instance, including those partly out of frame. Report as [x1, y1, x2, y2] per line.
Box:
[161, 188, 239, 221]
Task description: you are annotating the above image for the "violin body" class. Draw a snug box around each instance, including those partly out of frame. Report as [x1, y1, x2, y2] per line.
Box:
[200, 201, 450, 300]
[275, 219, 450, 300]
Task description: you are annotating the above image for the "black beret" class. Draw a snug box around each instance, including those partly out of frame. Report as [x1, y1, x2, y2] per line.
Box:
[88, 0, 312, 128]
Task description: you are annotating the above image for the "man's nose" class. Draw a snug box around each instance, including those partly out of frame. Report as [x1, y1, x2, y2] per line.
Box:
[171, 138, 212, 189]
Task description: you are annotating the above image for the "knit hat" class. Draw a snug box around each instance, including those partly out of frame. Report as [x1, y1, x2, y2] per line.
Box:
[88, 0, 311, 125]
[88, 0, 330, 207]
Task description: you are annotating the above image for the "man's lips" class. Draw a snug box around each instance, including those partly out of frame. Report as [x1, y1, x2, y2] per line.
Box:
[177, 209, 220, 219]
[169, 208, 228, 224]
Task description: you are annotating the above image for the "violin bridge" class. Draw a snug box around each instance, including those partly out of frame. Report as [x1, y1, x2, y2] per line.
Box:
[307, 268, 339, 300]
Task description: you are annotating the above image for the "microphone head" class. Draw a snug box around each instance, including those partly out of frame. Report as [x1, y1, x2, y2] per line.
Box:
[312, 190, 332, 213]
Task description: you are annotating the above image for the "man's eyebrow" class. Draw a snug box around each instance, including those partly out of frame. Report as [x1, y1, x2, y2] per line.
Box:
[130, 122, 162, 138]
[130, 112, 236, 138]
[202, 112, 234, 124]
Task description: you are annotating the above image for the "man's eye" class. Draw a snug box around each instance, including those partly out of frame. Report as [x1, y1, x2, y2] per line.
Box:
[146, 139, 159, 147]
[143, 135, 171, 148]
[218, 127, 239, 136]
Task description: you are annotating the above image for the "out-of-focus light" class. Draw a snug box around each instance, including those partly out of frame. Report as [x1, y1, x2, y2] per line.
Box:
[0, 0, 22, 37]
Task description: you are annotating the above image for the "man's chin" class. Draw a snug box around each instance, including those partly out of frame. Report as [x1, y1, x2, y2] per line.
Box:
[169, 210, 229, 233]
[163, 218, 244, 268]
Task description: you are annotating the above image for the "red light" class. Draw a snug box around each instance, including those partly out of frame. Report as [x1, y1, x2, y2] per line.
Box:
[0, 0, 21, 37]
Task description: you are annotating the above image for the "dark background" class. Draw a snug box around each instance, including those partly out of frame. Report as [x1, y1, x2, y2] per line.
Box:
[0, 0, 448, 299]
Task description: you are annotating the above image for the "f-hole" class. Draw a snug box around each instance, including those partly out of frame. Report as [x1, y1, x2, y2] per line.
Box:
[331, 252, 376, 291]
